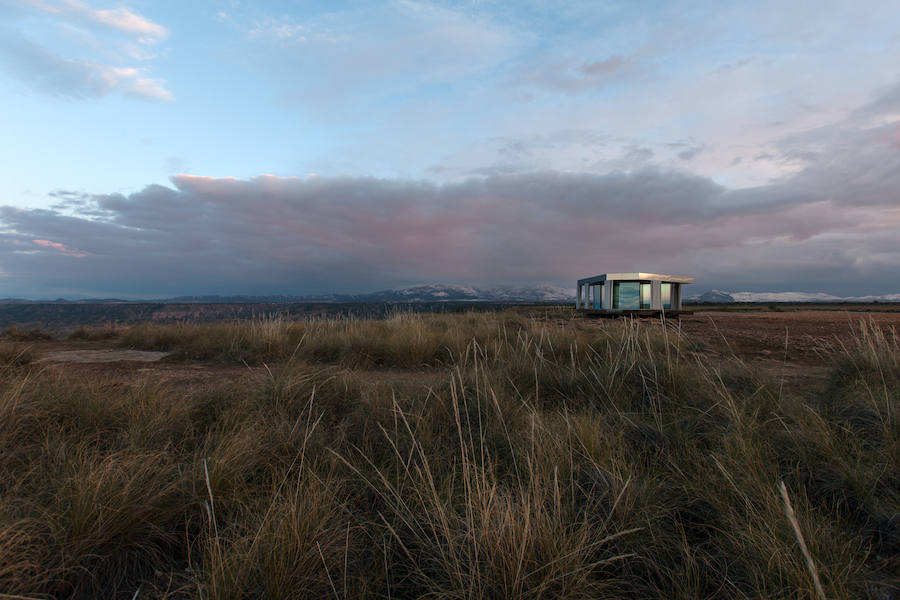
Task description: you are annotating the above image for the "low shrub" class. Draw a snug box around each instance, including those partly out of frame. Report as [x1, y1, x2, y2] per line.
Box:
[68, 325, 121, 341]
[1, 325, 53, 342]
[0, 342, 39, 367]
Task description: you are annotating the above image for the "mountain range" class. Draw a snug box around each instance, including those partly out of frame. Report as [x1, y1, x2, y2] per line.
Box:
[0, 284, 575, 304]
[689, 290, 900, 303]
[3, 284, 900, 304]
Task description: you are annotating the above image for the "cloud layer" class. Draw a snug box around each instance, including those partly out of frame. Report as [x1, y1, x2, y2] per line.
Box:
[216, 1, 900, 187]
[2, 99, 899, 298]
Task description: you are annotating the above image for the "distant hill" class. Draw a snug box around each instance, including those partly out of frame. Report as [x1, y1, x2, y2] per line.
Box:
[357, 284, 575, 303]
[7, 285, 900, 305]
[166, 284, 576, 303]
[694, 290, 736, 303]
[0, 297, 130, 304]
[2, 284, 576, 305]
[687, 290, 900, 303]
[729, 291, 900, 303]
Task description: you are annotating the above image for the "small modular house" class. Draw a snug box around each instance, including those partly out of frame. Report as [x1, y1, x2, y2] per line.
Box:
[576, 272, 694, 315]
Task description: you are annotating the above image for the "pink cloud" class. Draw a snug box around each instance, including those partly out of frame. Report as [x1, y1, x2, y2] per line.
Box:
[33, 239, 88, 258]
[26, 0, 167, 41]
[4, 149, 899, 296]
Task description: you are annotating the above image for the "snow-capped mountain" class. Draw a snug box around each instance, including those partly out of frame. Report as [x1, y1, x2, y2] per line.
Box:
[360, 284, 575, 302]
[694, 290, 736, 303]
[688, 290, 900, 303]
[729, 291, 900, 303]
[11, 285, 897, 305]
[0, 285, 577, 304]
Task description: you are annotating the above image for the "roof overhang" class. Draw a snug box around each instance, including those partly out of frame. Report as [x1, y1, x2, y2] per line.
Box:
[577, 272, 694, 285]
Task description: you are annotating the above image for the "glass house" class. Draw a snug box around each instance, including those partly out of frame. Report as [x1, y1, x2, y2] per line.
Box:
[575, 273, 694, 313]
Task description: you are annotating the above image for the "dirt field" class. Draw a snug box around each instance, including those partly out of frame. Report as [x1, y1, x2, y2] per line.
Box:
[680, 310, 900, 363]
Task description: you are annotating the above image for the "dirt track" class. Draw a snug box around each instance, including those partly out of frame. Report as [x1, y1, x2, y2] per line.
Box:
[40, 349, 169, 363]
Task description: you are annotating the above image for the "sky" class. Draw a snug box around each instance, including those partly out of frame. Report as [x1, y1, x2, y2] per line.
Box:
[1, 0, 899, 298]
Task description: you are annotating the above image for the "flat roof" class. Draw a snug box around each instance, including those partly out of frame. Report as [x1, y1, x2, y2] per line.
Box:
[577, 272, 694, 285]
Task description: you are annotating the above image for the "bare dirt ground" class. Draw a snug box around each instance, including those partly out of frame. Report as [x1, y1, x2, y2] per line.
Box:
[24, 340, 249, 386]
[27, 340, 447, 393]
[680, 310, 900, 363]
[40, 349, 169, 363]
[673, 310, 900, 389]
[565, 309, 900, 390]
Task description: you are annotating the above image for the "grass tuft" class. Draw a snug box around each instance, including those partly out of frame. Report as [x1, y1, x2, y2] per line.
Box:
[68, 324, 121, 341]
[0, 342, 40, 368]
[1, 325, 53, 342]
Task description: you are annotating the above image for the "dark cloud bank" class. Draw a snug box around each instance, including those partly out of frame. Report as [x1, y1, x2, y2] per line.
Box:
[2, 86, 900, 298]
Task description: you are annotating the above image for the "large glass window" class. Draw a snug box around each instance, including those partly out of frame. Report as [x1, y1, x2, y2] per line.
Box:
[640, 282, 651, 309]
[661, 283, 672, 309]
[613, 281, 641, 309]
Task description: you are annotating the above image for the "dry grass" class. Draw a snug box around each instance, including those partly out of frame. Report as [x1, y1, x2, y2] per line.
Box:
[69, 324, 121, 341]
[0, 342, 40, 368]
[0, 311, 896, 599]
[1, 325, 53, 342]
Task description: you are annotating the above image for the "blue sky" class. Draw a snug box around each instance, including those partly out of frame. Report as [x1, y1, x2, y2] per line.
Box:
[2, 0, 900, 298]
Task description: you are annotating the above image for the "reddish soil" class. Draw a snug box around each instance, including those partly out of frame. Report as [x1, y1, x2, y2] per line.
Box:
[28, 340, 446, 391]
[40, 349, 169, 363]
[679, 310, 900, 364]
[568, 309, 900, 389]
[23, 340, 249, 385]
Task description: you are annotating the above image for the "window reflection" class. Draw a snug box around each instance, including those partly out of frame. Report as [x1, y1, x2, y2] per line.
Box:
[640, 282, 651, 309]
[613, 282, 640, 309]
